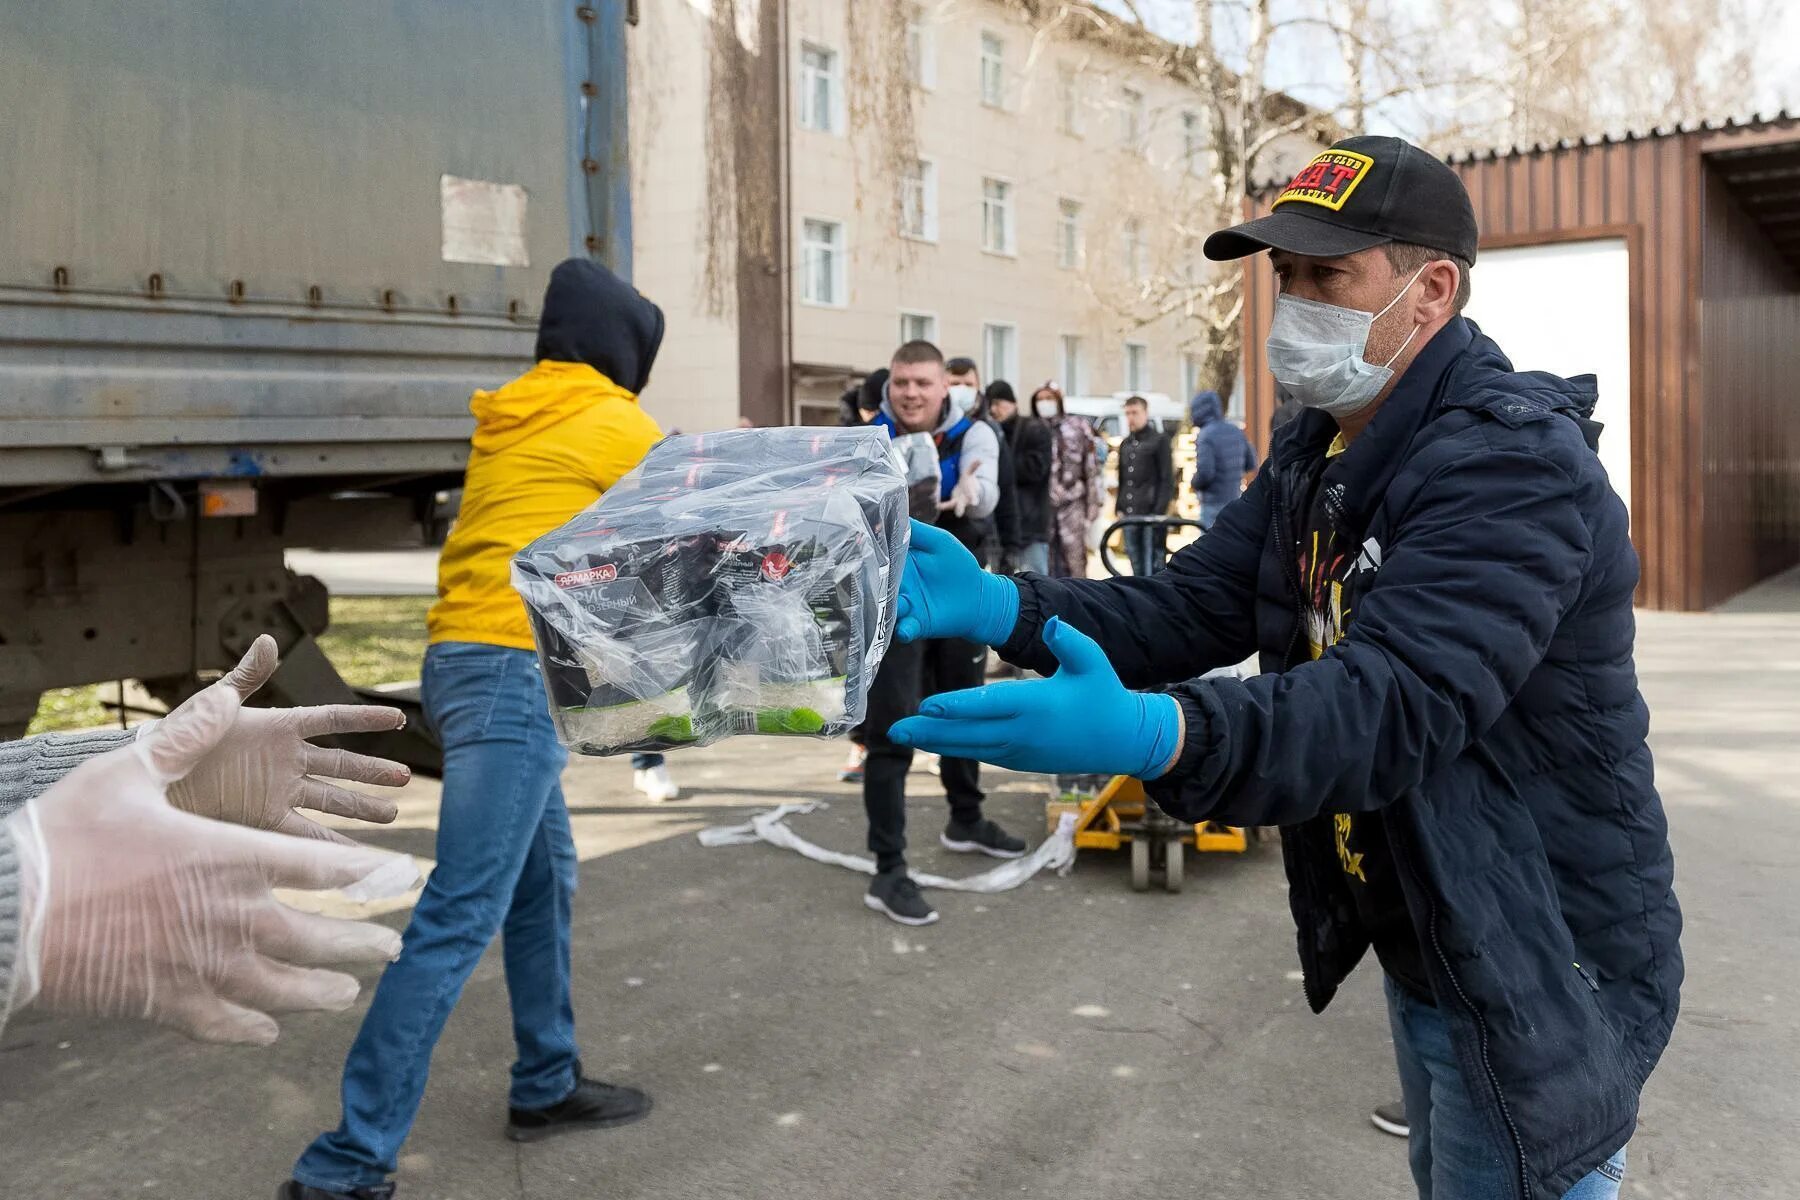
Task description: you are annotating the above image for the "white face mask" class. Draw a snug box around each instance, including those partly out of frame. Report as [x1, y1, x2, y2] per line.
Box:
[948, 384, 979, 416]
[1035, 401, 1059, 420]
[1264, 264, 1427, 418]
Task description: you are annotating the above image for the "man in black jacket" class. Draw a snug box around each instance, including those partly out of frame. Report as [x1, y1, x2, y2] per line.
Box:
[884, 138, 1679, 1200]
[1115, 395, 1175, 575]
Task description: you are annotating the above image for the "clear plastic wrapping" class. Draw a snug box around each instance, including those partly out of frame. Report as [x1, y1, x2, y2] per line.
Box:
[513, 427, 910, 755]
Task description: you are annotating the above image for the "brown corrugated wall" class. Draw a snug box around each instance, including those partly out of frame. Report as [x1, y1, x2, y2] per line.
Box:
[1239, 129, 1800, 610]
[1697, 149, 1800, 606]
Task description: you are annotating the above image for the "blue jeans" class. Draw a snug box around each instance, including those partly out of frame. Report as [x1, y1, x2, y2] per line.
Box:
[1123, 523, 1165, 576]
[1017, 540, 1049, 575]
[294, 642, 581, 1190]
[630, 753, 664, 770]
[1386, 977, 1627, 1199]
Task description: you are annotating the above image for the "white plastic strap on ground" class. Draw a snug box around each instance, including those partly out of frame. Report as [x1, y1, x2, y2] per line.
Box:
[698, 802, 1077, 893]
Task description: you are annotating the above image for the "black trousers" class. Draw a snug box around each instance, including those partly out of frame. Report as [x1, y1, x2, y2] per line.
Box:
[862, 635, 987, 872]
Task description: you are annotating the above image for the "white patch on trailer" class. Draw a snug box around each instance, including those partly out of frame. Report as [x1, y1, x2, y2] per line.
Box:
[440, 175, 529, 267]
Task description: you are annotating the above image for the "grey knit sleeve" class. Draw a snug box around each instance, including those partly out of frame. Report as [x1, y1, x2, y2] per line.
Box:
[0, 728, 139, 822]
[0, 730, 138, 1036]
[0, 820, 24, 1036]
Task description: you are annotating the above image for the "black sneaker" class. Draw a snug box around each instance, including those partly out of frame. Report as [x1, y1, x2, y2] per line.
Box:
[505, 1066, 653, 1143]
[277, 1183, 395, 1200]
[1370, 1101, 1410, 1138]
[865, 868, 939, 926]
[940, 817, 1027, 859]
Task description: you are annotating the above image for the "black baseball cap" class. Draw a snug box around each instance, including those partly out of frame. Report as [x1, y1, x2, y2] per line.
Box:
[1203, 135, 1479, 264]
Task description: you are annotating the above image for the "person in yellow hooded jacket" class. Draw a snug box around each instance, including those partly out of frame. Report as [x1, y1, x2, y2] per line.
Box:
[286, 259, 666, 1200]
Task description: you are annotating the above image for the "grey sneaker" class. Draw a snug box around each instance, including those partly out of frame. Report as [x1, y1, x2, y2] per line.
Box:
[940, 817, 1027, 859]
[865, 869, 939, 926]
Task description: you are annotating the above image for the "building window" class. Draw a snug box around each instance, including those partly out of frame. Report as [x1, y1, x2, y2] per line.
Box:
[981, 177, 1015, 256]
[798, 43, 840, 134]
[980, 31, 1005, 109]
[1182, 352, 1203, 402]
[1057, 64, 1082, 135]
[1181, 110, 1204, 176]
[1122, 218, 1147, 279]
[900, 158, 938, 241]
[900, 310, 938, 344]
[983, 322, 1018, 385]
[1124, 341, 1150, 391]
[1060, 334, 1087, 395]
[801, 218, 845, 307]
[1057, 199, 1083, 269]
[1120, 86, 1145, 152]
[905, 15, 936, 89]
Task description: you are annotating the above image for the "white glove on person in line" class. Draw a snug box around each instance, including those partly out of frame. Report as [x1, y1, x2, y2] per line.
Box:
[138, 635, 412, 845]
[939, 459, 984, 519]
[4, 654, 417, 1046]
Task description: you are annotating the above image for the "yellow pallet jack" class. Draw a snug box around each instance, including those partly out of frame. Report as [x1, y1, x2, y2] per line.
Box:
[1044, 515, 1255, 892]
[1047, 774, 1251, 893]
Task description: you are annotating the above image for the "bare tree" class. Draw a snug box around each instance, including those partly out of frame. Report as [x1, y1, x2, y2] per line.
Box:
[695, 0, 1769, 404]
[1418, 0, 1770, 152]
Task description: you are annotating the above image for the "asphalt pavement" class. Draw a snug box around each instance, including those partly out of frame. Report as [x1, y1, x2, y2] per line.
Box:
[3, 576, 1797, 1199]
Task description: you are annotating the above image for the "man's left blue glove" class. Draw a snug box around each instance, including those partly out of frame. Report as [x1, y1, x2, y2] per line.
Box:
[895, 519, 1020, 646]
[889, 616, 1184, 779]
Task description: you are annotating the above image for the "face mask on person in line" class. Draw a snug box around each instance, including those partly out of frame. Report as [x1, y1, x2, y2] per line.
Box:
[948, 384, 980, 417]
[1263, 263, 1429, 418]
[1035, 400, 1059, 420]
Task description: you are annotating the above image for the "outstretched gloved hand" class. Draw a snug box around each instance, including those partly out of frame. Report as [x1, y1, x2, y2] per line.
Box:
[938, 459, 984, 519]
[4, 662, 417, 1045]
[895, 519, 1020, 646]
[139, 636, 411, 844]
[890, 616, 1184, 779]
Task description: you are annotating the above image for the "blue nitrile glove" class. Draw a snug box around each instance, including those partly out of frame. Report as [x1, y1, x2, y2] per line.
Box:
[895, 519, 1020, 645]
[889, 616, 1184, 779]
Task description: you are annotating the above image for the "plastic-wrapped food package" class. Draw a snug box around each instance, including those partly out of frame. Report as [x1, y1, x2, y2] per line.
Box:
[513, 427, 909, 755]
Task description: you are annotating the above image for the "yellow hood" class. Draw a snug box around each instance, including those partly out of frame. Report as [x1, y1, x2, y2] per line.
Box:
[469, 360, 637, 453]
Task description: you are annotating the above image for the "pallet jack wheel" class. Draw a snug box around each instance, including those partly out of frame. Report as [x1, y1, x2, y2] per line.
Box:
[1129, 836, 1151, 891]
[1164, 840, 1184, 893]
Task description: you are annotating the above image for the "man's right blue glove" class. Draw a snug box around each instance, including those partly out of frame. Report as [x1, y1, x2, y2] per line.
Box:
[895, 519, 1020, 646]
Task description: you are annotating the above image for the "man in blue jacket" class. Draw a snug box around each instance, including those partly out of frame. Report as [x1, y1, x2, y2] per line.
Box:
[1188, 389, 1258, 528]
[886, 136, 1680, 1200]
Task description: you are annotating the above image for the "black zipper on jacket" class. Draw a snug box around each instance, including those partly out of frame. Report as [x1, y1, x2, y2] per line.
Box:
[1265, 452, 1307, 675]
[1265, 446, 1325, 1011]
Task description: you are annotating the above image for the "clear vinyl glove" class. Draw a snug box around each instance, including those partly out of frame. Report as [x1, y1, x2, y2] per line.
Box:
[4, 661, 417, 1045]
[138, 636, 411, 845]
[938, 459, 984, 519]
[890, 616, 1183, 779]
[895, 519, 1020, 646]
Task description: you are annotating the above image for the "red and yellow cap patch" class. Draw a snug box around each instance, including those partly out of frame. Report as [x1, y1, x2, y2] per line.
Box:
[1273, 149, 1375, 213]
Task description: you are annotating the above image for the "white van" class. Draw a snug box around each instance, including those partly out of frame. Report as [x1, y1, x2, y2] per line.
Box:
[1062, 392, 1187, 443]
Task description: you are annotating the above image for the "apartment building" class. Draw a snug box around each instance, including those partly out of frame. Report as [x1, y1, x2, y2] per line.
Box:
[629, 0, 1319, 431]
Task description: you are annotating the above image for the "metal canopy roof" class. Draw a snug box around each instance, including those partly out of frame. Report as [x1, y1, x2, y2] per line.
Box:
[1706, 134, 1800, 275]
